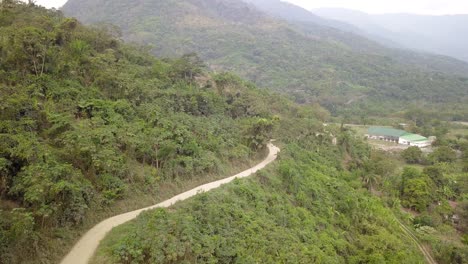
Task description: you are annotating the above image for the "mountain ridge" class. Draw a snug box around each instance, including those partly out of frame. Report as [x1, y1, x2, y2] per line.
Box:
[314, 8, 468, 62]
[62, 0, 468, 118]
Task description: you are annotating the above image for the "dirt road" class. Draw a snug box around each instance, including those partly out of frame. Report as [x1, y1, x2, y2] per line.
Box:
[60, 143, 280, 264]
[395, 218, 438, 264]
[453, 121, 468, 126]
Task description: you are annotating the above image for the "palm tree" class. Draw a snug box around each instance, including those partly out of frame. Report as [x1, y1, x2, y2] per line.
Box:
[362, 173, 380, 191]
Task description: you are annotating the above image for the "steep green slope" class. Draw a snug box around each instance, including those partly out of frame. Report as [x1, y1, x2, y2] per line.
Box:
[94, 138, 426, 263]
[62, 0, 468, 118]
[0, 2, 319, 263]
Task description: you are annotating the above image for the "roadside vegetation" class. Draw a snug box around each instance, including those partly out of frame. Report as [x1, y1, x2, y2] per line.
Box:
[0, 2, 322, 263]
[97, 120, 468, 264]
[94, 128, 427, 263]
[1, 1, 466, 264]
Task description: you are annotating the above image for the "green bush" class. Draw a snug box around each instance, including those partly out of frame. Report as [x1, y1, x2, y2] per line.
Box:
[402, 146, 423, 164]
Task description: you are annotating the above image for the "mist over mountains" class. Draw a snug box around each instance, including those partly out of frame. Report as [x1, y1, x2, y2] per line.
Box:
[314, 8, 468, 62]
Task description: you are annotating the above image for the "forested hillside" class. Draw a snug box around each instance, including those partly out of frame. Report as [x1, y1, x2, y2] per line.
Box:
[246, 0, 468, 81]
[95, 122, 468, 264]
[62, 0, 468, 119]
[0, 2, 322, 263]
[1, 2, 466, 264]
[94, 132, 428, 263]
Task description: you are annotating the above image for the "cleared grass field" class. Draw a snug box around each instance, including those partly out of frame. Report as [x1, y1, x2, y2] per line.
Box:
[447, 127, 468, 140]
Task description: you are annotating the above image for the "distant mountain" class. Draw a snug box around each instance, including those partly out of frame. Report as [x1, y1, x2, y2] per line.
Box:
[314, 8, 468, 62]
[243, 0, 468, 75]
[244, 0, 402, 49]
[62, 0, 468, 117]
[244, 0, 359, 32]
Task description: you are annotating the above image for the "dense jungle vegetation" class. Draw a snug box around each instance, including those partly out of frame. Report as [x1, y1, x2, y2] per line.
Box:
[1, 1, 467, 264]
[97, 138, 422, 264]
[0, 2, 324, 262]
[96, 122, 468, 264]
[63, 0, 468, 119]
[377, 121, 468, 263]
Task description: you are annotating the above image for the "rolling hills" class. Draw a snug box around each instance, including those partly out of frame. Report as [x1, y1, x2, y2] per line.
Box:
[62, 0, 468, 119]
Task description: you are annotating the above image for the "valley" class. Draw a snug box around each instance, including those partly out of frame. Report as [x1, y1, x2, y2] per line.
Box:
[62, 0, 468, 119]
[0, 1, 467, 264]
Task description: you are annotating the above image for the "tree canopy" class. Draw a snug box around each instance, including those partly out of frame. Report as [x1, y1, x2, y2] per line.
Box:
[0, 2, 311, 262]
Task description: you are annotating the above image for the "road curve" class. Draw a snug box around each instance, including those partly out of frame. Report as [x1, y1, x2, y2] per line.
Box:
[61, 143, 280, 264]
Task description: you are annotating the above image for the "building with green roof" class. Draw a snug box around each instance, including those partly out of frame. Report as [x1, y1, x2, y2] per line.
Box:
[367, 127, 431, 147]
[367, 127, 406, 143]
[368, 127, 407, 137]
[399, 134, 430, 147]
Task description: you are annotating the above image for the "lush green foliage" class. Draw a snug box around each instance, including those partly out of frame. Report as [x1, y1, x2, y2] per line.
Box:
[341, 122, 468, 263]
[100, 141, 425, 263]
[401, 146, 423, 164]
[63, 0, 468, 119]
[429, 146, 457, 164]
[0, 2, 312, 262]
[1, 2, 466, 264]
[370, 139, 468, 263]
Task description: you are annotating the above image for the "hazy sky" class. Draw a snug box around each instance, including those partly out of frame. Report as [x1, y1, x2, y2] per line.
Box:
[31, 0, 468, 15]
[284, 0, 468, 15]
[31, 0, 66, 9]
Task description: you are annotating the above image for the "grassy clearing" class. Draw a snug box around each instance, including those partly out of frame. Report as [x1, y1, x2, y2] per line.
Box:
[345, 124, 371, 136]
[447, 127, 468, 140]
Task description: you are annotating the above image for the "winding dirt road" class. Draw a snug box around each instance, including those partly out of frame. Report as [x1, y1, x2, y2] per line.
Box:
[61, 143, 280, 264]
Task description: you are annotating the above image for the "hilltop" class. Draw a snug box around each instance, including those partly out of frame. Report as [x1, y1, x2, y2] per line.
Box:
[63, 0, 468, 119]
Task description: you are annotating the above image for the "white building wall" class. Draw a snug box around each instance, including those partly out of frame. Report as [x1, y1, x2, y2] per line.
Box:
[398, 138, 431, 148]
[411, 141, 431, 148]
